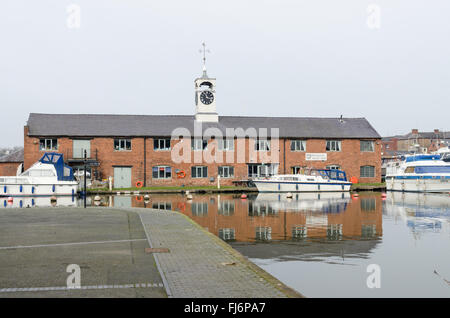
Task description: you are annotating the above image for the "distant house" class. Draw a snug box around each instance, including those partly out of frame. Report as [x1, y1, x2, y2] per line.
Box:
[0, 148, 24, 176]
[382, 129, 449, 157]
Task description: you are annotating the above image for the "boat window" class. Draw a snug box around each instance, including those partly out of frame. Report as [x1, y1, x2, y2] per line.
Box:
[414, 166, 450, 174]
[404, 167, 415, 173]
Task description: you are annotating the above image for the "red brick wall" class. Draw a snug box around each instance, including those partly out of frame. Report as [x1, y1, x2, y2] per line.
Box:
[0, 162, 21, 176]
[24, 125, 382, 187]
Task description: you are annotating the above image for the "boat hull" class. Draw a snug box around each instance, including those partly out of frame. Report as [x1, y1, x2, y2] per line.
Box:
[253, 180, 352, 192]
[386, 177, 450, 193]
[0, 183, 78, 197]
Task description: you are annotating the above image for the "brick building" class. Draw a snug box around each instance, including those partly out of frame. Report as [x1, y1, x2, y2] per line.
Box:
[382, 128, 449, 157]
[0, 149, 23, 176]
[23, 68, 382, 188]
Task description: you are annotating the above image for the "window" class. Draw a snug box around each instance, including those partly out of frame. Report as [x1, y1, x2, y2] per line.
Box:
[248, 202, 276, 216]
[361, 224, 376, 238]
[191, 139, 208, 150]
[360, 166, 375, 178]
[218, 139, 234, 151]
[327, 224, 343, 241]
[218, 228, 235, 241]
[248, 163, 278, 177]
[152, 202, 172, 210]
[361, 198, 376, 211]
[218, 166, 234, 178]
[192, 166, 207, 178]
[154, 139, 171, 151]
[218, 201, 235, 215]
[255, 227, 272, 241]
[114, 139, 131, 151]
[191, 202, 208, 216]
[255, 139, 270, 151]
[292, 226, 307, 240]
[326, 140, 341, 152]
[39, 138, 58, 151]
[414, 166, 450, 174]
[152, 166, 172, 179]
[361, 140, 375, 152]
[326, 165, 341, 170]
[290, 140, 306, 152]
[291, 166, 306, 174]
[404, 166, 415, 174]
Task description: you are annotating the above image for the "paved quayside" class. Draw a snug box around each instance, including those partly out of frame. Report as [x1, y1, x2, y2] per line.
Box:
[0, 207, 301, 298]
[137, 208, 301, 298]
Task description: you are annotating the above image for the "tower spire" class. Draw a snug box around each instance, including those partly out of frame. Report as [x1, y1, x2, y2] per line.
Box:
[200, 42, 210, 78]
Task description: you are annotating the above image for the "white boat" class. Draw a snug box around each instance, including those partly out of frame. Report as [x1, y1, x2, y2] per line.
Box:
[252, 169, 352, 192]
[385, 154, 450, 193]
[0, 153, 78, 197]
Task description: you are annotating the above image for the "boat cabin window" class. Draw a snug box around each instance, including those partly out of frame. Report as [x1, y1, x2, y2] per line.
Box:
[404, 167, 415, 173]
[414, 166, 450, 174]
[21, 170, 55, 177]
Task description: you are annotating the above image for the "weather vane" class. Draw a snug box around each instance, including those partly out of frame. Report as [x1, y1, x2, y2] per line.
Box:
[199, 42, 211, 76]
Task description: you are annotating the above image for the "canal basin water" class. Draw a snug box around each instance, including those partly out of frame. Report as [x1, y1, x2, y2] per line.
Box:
[2, 191, 449, 297]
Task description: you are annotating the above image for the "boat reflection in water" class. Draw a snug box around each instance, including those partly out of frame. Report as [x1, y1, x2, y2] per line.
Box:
[384, 192, 450, 235]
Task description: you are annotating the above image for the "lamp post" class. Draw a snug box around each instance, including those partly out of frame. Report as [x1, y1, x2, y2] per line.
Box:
[83, 149, 87, 209]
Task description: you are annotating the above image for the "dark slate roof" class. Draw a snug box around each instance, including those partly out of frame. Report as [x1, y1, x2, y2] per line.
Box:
[0, 149, 24, 163]
[27, 113, 381, 139]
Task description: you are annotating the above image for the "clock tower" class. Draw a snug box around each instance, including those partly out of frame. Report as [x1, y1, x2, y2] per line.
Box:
[194, 43, 218, 123]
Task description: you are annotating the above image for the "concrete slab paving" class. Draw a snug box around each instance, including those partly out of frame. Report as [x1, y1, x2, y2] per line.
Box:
[0, 208, 166, 298]
[137, 208, 301, 298]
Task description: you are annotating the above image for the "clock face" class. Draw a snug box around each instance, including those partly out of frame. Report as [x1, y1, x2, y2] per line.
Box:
[200, 91, 214, 105]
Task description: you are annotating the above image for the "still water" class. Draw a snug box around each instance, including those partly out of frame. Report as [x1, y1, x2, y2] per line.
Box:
[2, 191, 449, 297]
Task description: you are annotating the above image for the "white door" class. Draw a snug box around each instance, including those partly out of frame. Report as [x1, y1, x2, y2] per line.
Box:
[114, 167, 132, 189]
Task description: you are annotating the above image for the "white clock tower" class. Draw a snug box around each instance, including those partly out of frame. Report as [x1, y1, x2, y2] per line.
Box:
[194, 43, 218, 123]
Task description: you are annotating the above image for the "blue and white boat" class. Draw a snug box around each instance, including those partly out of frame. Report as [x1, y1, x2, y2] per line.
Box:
[0, 153, 78, 197]
[386, 154, 450, 193]
[253, 169, 352, 192]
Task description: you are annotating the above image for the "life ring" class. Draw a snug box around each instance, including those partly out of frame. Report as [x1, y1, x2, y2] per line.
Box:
[176, 202, 186, 212]
[176, 170, 186, 179]
[135, 196, 143, 202]
[135, 181, 143, 188]
[350, 176, 358, 184]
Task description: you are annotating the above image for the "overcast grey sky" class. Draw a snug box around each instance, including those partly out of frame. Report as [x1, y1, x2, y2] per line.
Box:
[0, 0, 449, 147]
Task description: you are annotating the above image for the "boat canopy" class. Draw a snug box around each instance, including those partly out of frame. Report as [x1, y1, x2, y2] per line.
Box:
[405, 155, 440, 163]
[317, 169, 348, 181]
[39, 153, 75, 181]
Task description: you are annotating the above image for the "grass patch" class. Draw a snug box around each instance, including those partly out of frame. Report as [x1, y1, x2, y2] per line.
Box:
[87, 185, 240, 192]
[352, 182, 386, 187]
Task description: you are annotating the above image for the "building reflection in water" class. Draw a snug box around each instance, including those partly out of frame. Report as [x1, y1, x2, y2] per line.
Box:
[126, 192, 384, 244]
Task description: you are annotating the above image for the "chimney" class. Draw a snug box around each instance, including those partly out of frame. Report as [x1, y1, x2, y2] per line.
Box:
[411, 129, 419, 134]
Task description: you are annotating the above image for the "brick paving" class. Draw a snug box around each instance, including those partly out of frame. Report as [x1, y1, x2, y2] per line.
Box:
[137, 209, 295, 298]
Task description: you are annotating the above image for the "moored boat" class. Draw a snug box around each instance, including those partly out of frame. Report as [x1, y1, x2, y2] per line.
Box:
[252, 169, 352, 192]
[385, 154, 450, 193]
[0, 152, 78, 197]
